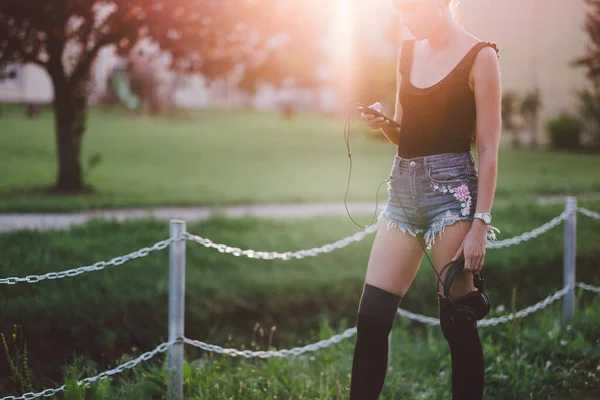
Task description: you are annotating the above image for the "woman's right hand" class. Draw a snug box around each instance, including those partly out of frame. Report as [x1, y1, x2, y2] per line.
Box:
[360, 102, 389, 130]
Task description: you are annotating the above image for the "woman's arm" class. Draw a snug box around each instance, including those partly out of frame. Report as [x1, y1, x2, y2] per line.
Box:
[472, 46, 502, 225]
[457, 45, 502, 273]
[379, 46, 404, 146]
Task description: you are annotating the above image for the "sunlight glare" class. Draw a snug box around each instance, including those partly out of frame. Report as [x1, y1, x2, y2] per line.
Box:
[332, 0, 356, 105]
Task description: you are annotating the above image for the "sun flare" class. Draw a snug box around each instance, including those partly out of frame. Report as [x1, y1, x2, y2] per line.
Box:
[331, 0, 356, 102]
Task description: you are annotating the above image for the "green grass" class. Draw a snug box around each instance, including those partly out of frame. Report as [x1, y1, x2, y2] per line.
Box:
[4, 297, 600, 399]
[1, 106, 600, 212]
[1, 200, 599, 397]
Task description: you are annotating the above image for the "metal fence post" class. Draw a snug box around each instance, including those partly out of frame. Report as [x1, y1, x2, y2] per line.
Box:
[168, 220, 186, 400]
[562, 197, 576, 328]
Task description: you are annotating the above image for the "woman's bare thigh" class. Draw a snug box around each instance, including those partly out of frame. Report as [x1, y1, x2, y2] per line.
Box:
[431, 220, 477, 299]
[364, 216, 426, 297]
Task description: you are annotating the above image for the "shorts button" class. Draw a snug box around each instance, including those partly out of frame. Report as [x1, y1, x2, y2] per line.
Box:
[409, 161, 416, 167]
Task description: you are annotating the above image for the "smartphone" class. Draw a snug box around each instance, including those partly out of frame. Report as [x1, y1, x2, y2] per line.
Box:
[356, 103, 401, 128]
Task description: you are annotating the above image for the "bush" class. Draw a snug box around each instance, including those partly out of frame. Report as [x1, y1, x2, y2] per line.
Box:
[546, 113, 584, 149]
[576, 88, 600, 150]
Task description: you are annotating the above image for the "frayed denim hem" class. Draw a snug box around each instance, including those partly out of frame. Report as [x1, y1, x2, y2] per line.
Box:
[424, 210, 471, 248]
[423, 210, 501, 248]
[377, 211, 426, 242]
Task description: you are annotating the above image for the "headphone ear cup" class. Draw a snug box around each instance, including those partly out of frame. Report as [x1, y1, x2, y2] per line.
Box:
[452, 304, 478, 324]
[454, 291, 490, 321]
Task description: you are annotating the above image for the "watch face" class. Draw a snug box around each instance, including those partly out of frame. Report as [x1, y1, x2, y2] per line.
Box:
[484, 214, 491, 224]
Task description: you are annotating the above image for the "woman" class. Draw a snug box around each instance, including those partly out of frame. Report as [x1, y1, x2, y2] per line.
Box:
[349, 0, 502, 399]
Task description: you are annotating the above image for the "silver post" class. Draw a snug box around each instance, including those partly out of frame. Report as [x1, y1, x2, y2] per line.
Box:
[168, 220, 186, 400]
[562, 197, 576, 328]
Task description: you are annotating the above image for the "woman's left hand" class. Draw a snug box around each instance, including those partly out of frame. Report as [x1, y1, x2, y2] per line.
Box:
[451, 222, 488, 273]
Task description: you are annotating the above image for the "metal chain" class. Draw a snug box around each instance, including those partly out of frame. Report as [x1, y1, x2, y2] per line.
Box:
[182, 225, 378, 260]
[578, 207, 600, 221]
[183, 328, 357, 358]
[0, 236, 183, 285]
[396, 309, 440, 326]
[478, 283, 576, 326]
[0, 340, 177, 400]
[183, 210, 584, 258]
[576, 282, 600, 293]
[486, 210, 571, 249]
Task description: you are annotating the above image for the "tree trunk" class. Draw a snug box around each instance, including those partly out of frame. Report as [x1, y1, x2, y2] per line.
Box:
[52, 79, 88, 192]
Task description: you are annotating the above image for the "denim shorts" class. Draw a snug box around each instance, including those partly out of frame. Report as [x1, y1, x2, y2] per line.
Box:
[378, 152, 497, 249]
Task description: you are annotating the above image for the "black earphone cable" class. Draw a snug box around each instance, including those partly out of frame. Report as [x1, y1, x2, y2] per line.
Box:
[343, 110, 447, 288]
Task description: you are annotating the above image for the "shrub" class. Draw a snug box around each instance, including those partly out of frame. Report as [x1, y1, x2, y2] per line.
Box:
[546, 113, 584, 150]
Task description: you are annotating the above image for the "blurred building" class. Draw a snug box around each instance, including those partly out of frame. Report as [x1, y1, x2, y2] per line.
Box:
[0, 62, 53, 104]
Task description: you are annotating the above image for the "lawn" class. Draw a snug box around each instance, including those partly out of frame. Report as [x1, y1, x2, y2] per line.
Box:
[0, 106, 599, 212]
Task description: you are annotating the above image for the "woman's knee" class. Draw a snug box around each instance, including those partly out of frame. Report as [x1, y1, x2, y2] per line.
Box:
[357, 283, 403, 322]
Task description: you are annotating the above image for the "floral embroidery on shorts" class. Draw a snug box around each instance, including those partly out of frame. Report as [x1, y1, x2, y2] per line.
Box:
[431, 183, 472, 217]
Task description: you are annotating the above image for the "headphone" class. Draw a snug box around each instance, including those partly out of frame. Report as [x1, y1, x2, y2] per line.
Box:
[437, 256, 491, 323]
[343, 108, 491, 324]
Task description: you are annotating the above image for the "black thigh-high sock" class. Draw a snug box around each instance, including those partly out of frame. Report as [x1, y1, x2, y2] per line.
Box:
[439, 296, 485, 400]
[349, 283, 402, 400]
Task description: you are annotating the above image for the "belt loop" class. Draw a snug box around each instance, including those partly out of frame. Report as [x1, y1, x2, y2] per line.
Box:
[423, 155, 429, 173]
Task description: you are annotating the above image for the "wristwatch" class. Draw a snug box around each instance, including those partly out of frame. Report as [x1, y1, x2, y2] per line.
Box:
[474, 212, 492, 225]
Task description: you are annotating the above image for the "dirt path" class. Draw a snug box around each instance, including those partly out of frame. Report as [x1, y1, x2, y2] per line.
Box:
[1, 193, 599, 232]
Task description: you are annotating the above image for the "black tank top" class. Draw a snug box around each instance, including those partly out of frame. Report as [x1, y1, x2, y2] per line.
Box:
[396, 40, 499, 158]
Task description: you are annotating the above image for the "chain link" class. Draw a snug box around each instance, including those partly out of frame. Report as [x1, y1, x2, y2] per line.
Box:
[576, 282, 600, 293]
[183, 209, 584, 258]
[0, 341, 177, 400]
[183, 328, 357, 358]
[478, 283, 576, 326]
[578, 207, 600, 221]
[396, 309, 440, 326]
[0, 237, 182, 285]
[182, 225, 378, 260]
[486, 210, 571, 249]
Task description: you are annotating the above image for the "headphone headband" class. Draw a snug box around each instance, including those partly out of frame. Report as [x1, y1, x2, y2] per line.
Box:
[442, 258, 486, 299]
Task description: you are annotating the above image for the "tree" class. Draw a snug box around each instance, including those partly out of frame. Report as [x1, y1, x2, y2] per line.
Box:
[501, 91, 522, 148]
[520, 87, 542, 148]
[0, 0, 328, 192]
[572, 0, 600, 89]
[572, 0, 600, 149]
[235, 43, 325, 113]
